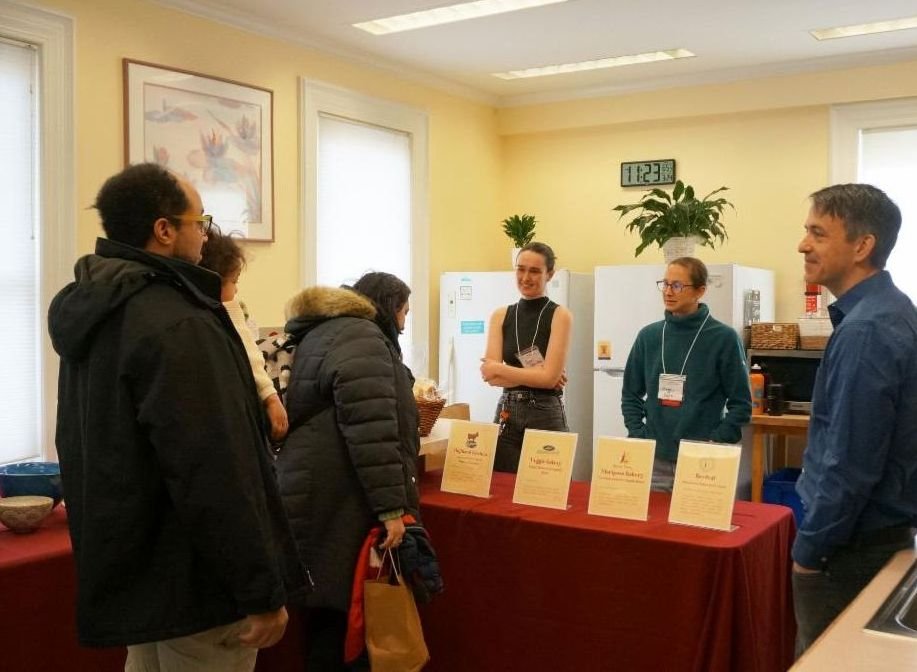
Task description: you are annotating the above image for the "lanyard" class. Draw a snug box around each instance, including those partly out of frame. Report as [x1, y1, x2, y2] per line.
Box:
[515, 298, 551, 354]
[661, 312, 710, 375]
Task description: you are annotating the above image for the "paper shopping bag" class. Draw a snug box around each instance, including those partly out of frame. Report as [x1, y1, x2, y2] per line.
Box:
[364, 551, 429, 672]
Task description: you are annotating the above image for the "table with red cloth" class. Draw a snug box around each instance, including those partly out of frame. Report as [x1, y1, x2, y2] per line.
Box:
[417, 471, 796, 672]
[0, 508, 303, 672]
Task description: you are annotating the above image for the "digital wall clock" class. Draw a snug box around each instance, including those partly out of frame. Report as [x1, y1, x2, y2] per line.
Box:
[620, 159, 676, 187]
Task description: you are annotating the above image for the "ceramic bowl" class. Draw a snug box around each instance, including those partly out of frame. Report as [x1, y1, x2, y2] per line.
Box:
[0, 495, 53, 533]
[0, 461, 63, 507]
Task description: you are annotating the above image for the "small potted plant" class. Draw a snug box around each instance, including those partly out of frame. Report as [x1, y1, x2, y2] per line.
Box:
[612, 180, 734, 261]
[502, 214, 537, 267]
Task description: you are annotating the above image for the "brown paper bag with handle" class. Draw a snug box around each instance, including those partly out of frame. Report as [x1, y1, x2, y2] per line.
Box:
[364, 549, 430, 672]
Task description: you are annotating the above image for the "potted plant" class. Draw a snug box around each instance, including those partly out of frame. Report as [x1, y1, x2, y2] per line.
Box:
[612, 180, 734, 261]
[501, 214, 537, 267]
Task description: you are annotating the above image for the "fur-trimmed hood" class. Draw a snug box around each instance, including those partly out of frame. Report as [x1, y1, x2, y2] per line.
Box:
[285, 286, 376, 322]
[283, 286, 376, 340]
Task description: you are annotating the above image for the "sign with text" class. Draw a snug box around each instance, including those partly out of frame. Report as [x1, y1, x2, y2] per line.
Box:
[668, 441, 741, 531]
[440, 420, 499, 498]
[512, 429, 578, 510]
[588, 437, 655, 521]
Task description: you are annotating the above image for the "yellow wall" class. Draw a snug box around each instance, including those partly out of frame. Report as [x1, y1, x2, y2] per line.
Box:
[497, 58, 917, 322]
[31, 0, 917, 374]
[40, 0, 503, 359]
[500, 106, 828, 321]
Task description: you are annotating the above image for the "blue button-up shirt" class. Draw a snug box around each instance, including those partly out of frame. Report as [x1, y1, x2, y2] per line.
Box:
[793, 271, 917, 569]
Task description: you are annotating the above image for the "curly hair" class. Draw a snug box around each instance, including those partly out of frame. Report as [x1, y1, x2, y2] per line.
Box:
[93, 163, 189, 248]
[200, 229, 246, 279]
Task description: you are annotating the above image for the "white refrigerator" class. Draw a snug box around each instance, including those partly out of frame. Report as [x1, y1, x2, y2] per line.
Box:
[592, 264, 774, 497]
[439, 270, 595, 480]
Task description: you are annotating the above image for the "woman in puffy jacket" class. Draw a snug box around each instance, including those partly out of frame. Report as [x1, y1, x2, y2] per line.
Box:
[275, 271, 420, 671]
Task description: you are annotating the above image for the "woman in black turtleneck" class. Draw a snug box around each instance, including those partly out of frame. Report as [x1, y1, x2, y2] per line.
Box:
[481, 242, 574, 472]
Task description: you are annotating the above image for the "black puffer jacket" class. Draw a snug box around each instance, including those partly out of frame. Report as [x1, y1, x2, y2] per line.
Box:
[48, 238, 308, 647]
[276, 287, 421, 612]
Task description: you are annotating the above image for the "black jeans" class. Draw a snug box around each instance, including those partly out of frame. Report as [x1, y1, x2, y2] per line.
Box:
[493, 391, 568, 473]
[792, 532, 914, 658]
[303, 607, 370, 672]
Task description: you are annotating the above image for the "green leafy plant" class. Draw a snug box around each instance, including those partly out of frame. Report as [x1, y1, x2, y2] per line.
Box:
[501, 214, 537, 247]
[612, 180, 735, 257]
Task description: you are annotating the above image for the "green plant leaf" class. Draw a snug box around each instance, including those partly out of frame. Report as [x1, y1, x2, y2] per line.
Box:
[611, 180, 736, 257]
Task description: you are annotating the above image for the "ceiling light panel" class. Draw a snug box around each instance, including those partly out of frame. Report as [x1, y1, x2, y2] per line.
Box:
[810, 15, 917, 41]
[353, 0, 569, 36]
[493, 48, 695, 80]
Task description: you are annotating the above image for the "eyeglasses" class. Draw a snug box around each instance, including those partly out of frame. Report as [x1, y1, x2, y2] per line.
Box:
[170, 214, 214, 236]
[656, 280, 696, 293]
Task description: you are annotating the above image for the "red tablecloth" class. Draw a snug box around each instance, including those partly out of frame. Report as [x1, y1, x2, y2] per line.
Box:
[417, 471, 796, 672]
[2, 475, 795, 672]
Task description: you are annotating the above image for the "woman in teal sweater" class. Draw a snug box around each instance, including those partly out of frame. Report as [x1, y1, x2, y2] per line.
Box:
[622, 257, 752, 491]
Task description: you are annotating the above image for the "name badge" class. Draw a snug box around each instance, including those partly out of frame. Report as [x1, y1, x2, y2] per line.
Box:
[517, 345, 545, 368]
[658, 373, 686, 407]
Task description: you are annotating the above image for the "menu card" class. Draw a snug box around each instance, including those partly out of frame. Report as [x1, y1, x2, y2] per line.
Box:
[668, 441, 741, 531]
[440, 420, 499, 498]
[587, 437, 655, 521]
[512, 429, 578, 510]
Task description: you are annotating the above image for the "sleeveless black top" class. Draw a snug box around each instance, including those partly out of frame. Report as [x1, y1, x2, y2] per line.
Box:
[500, 296, 558, 393]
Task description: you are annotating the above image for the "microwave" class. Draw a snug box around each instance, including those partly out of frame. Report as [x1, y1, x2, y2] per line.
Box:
[748, 349, 823, 414]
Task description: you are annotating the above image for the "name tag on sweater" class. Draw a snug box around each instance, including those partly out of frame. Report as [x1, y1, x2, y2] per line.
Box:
[658, 373, 686, 407]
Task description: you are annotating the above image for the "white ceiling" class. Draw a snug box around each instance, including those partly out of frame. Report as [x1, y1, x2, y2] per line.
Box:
[156, 0, 917, 106]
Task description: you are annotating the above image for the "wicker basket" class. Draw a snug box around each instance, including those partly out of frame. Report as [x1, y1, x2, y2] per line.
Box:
[750, 323, 799, 350]
[417, 398, 446, 437]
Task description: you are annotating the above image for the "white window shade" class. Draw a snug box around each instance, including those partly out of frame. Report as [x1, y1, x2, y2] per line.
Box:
[316, 114, 412, 288]
[0, 38, 39, 463]
[860, 127, 917, 302]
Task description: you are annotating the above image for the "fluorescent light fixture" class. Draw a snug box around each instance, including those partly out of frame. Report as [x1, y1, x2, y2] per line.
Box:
[492, 48, 695, 80]
[810, 15, 917, 41]
[353, 0, 569, 36]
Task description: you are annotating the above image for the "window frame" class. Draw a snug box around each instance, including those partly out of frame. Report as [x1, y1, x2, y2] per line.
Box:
[300, 80, 430, 375]
[0, 2, 75, 462]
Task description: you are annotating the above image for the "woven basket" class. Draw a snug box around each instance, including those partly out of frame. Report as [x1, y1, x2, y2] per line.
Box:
[750, 323, 799, 350]
[417, 398, 446, 437]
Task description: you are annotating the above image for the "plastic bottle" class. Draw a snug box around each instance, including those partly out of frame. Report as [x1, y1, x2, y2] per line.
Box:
[750, 364, 766, 415]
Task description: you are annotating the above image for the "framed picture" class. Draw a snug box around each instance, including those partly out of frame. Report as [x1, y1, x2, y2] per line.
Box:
[123, 59, 274, 241]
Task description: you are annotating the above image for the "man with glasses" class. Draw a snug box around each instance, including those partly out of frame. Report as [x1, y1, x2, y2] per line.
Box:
[48, 163, 307, 671]
[621, 257, 752, 491]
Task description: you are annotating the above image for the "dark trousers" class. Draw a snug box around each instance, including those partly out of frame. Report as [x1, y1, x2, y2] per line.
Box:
[793, 534, 914, 658]
[493, 392, 568, 473]
[302, 607, 370, 672]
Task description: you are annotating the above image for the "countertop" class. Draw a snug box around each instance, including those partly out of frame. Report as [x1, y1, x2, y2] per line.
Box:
[792, 547, 917, 670]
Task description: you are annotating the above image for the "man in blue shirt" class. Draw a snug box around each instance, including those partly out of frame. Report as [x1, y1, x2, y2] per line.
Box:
[793, 183, 917, 656]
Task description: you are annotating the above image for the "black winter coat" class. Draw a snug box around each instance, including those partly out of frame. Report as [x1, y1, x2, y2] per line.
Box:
[48, 238, 308, 647]
[276, 287, 421, 612]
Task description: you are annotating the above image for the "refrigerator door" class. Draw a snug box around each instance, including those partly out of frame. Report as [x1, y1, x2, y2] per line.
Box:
[439, 272, 519, 422]
[593, 370, 628, 440]
[593, 264, 666, 371]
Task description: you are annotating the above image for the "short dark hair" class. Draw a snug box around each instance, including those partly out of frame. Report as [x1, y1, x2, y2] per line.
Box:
[200, 229, 246, 279]
[352, 272, 411, 324]
[93, 163, 189, 248]
[519, 241, 557, 272]
[810, 184, 901, 269]
[669, 257, 708, 287]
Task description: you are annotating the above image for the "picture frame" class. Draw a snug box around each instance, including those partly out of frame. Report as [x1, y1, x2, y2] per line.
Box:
[123, 59, 274, 241]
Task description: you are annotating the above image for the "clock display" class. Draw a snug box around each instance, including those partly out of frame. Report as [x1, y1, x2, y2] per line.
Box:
[621, 159, 676, 187]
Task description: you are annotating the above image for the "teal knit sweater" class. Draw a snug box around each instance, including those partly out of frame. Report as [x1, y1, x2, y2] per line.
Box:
[621, 303, 751, 462]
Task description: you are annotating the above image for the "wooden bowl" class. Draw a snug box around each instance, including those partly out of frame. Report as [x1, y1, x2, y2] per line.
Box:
[0, 495, 54, 534]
